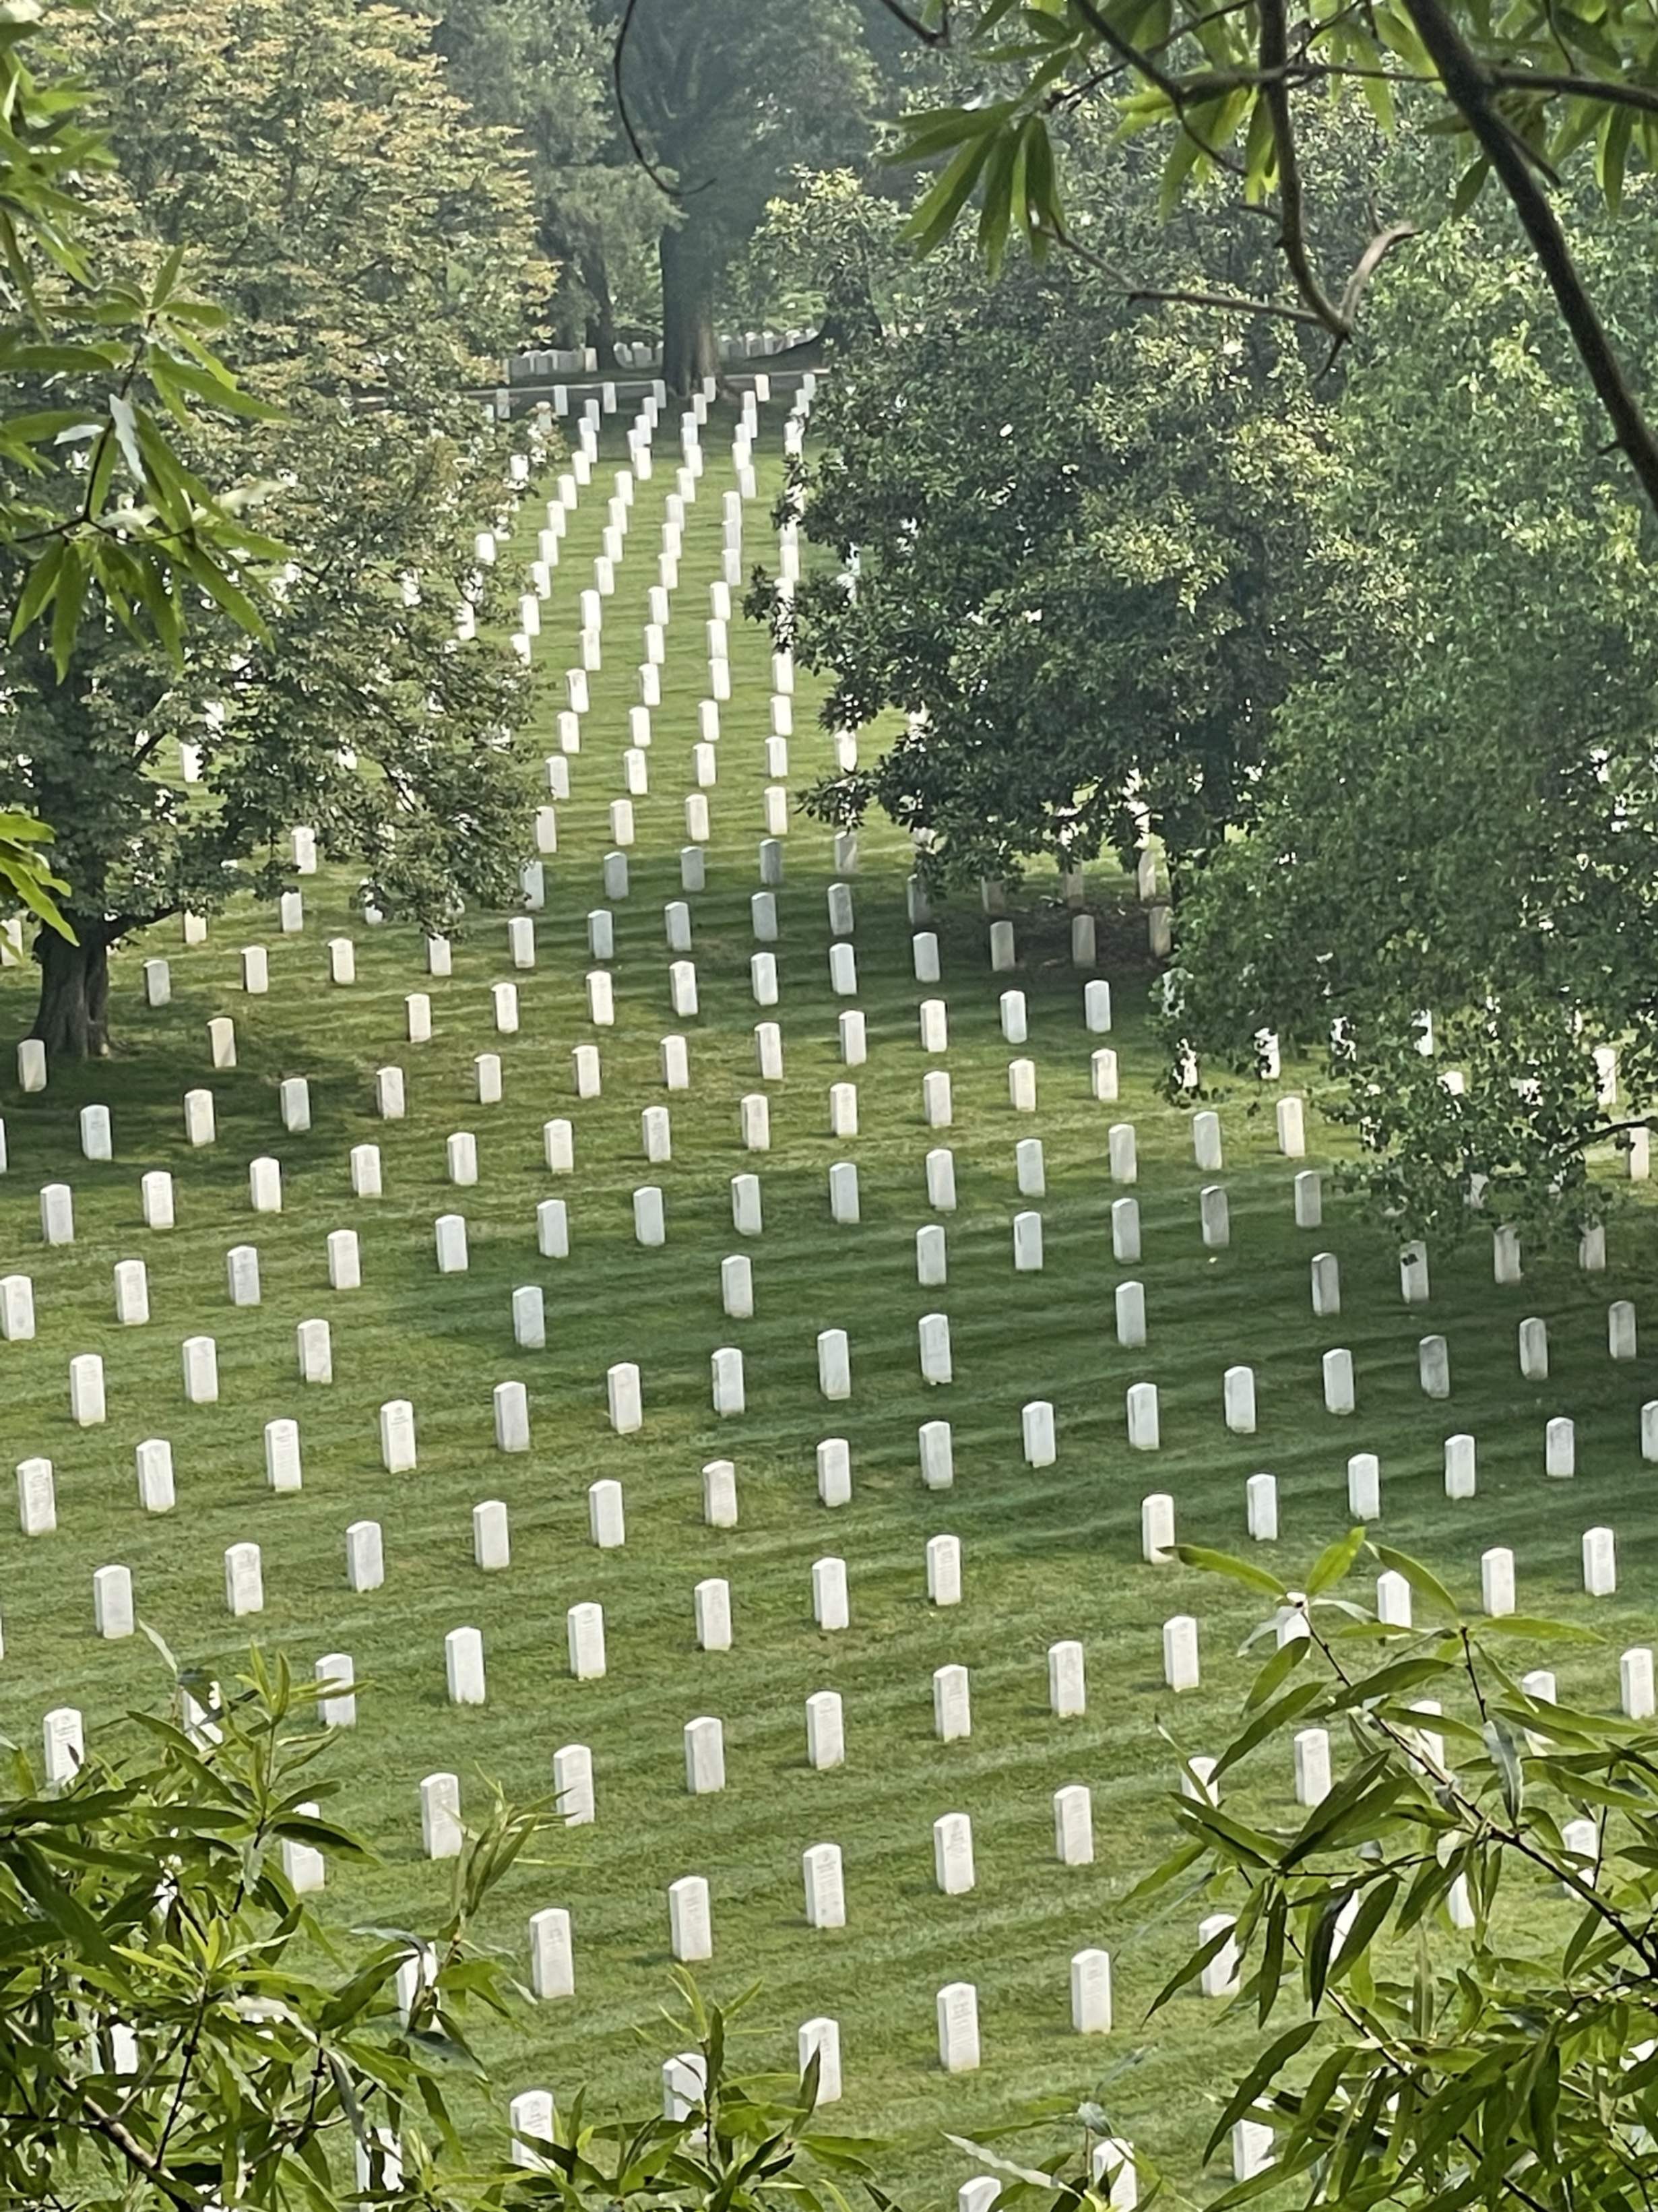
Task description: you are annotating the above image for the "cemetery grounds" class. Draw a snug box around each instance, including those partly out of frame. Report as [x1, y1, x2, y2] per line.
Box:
[2, 393, 1655, 2197]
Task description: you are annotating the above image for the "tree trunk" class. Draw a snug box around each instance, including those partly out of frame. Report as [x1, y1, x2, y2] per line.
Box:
[31, 920, 114, 1059]
[581, 249, 619, 371]
[660, 221, 718, 396]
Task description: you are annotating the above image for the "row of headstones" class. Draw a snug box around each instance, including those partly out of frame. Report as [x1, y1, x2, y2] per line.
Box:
[25, 1328, 1658, 1593]
[11, 1125, 1632, 1421]
[13, 1179, 1606, 1371]
[1, 1131, 1330, 1339]
[39, 1530, 1655, 1782]
[405, 1640, 1097, 1830]
[32, 1275, 1658, 1505]
[506, 337, 809, 381]
[6, 1023, 1205, 1176]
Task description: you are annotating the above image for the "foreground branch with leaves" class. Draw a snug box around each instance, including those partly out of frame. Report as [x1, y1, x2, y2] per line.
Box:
[0, 1649, 554, 2207]
[0, 1651, 930, 2212]
[879, 0, 1658, 512]
[1137, 1531, 1658, 2211]
[0, 1, 278, 668]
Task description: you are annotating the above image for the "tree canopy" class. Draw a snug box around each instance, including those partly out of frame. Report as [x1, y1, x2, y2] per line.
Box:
[1168, 207, 1658, 1238]
[0, 1, 276, 668]
[772, 253, 1344, 888]
[879, 0, 1658, 515]
[761, 134, 1658, 1230]
[433, 0, 664, 363]
[3, 0, 547, 1058]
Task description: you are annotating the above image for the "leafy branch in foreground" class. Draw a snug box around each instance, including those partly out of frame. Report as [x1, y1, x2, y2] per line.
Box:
[879, 0, 1658, 513]
[0, 805, 71, 937]
[503, 1968, 891, 2212]
[1138, 1530, 1658, 2212]
[0, 1645, 548, 2209]
[0, 5, 280, 669]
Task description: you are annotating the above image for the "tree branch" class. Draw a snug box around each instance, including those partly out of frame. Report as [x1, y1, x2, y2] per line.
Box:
[1336, 220, 1417, 327]
[1396, 0, 1658, 511]
[1258, 0, 1346, 335]
[868, 0, 951, 45]
[1490, 63, 1658, 114]
[1126, 280, 1327, 325]
[1070, 0, 1249, 175]
[79, 2095, 195, 2211]
[610, 0, 681, 202]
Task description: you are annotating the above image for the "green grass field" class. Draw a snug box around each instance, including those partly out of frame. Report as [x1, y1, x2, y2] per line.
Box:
[2, 393, 1656, 2200]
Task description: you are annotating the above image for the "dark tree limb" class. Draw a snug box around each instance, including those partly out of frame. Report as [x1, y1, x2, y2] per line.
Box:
[1397, 0, 1658, 511]
[610, 0, 681, 201]
[1490, 64, 1658, 114]
[1126, 280, 1328, 325]
[868, 0, 951, 45]
[1259, 0, 1346, 335]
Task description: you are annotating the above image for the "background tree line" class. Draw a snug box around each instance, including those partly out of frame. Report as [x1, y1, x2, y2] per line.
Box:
[763, 89, 1658, 1244]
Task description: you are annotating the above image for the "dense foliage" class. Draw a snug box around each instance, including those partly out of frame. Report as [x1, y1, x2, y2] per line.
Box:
[881, 0, 1658, 515]
[3, 0, 546, 1056]
[0, 3, 274, 670]
[0, 1, 283, 939]
[1168, 212, 1658, 1239]
[772, 259, 1343, 886]
[1144, 1532, 1658, 2212]
[433, 0, 664, 362]
[765, 129, 1658, 1228]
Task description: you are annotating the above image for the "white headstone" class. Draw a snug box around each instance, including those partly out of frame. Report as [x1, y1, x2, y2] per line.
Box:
[181, 1335, 218, 1404]
[224, 1540, 263, 1616]
[346, 1520, 384, 1591]
[668, 1875, 712, 1963]
[567, 1601, 606, 1679]
[936, 1981, 980, 2072]
[812, 1555, 850, 1631]
[1049, 1640, 1086, 1717]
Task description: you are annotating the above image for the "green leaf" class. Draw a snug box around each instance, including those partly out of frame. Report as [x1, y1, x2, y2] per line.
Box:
[1122, 1835, 1206, 1905]
[106, 390, 144, 482]
[1174, 1545, 1287, 1598]
[1450, 156, 1490, 216]
[1369, 1544, 1461, 1623]
[1204, 2021, 1318, 2158]
[1305, 1527, 1365, 1597]
[48, 536, 84, 678]
[9, 536, 65, 641]
[905, 131, 997, 256]
[1483, 1714, 1525, 1821]
[1469, 1615, 1603, 1647]
[1327, 1874, 1398, 1984]
[1215, 1678, 1324, 1778]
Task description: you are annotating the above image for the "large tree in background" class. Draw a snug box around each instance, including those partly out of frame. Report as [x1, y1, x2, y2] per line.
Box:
[3, 0, 548, 1058]
[0, 3, 279, 939]
[610, 0, 880, 389]
[434, 0, 661, 364]
[763, 146, 1372, 887]
[1168, 209, 1658, 1239]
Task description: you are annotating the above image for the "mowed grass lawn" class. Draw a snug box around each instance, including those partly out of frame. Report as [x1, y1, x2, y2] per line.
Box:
[2, 399, 1656, 2197]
